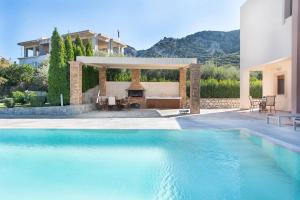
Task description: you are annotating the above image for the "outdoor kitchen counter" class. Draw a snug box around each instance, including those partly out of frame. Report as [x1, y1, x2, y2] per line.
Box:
[145, 97, 182, 109]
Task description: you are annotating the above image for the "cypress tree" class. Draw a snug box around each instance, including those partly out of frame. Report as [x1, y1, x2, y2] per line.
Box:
[73, 35, 88, 91]
[64, 34, 74, 61]
[48, 28, 68, 105]
[85, 40, 98, 90]
[74, 34, 85, 56]
[85, 40, 93, 56]
[63, 34, 74, 104]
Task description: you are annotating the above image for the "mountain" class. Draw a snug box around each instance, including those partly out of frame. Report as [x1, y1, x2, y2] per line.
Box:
[125, 30, 240, 67]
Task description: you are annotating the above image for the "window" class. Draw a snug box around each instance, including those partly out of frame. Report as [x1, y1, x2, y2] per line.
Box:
[277, 75, 285, 95]
[284, 0, 293, 19]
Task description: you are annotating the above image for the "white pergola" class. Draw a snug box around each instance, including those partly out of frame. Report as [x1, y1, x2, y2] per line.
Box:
[69, 57, 201, 114]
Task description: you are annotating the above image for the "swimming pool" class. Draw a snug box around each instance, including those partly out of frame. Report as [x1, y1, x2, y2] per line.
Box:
[0, 129, 299, 200]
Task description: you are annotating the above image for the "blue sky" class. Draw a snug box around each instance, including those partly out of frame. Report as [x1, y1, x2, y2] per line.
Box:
[0, 0, 245, 61]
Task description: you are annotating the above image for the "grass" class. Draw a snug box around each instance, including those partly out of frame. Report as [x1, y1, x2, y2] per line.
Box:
[0, 103, 31, 109]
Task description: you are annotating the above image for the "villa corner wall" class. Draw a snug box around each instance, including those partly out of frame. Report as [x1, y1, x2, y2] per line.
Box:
[241, 0, 292, 69]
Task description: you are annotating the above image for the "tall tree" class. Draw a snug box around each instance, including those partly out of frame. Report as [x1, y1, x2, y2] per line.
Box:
[63, 34, 74, 103]
[48, 28, 68, 105]
[74, 34, 85, 57]
[64, 34, 74, 61]
[84, 40, 98, 90]
[85, 40, 93, 56]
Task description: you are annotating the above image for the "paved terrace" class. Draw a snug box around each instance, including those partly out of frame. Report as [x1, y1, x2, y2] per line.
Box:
[0, 109, 299, 152]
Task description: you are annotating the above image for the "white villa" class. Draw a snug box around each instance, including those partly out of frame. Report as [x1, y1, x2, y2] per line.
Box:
[240, 0, 300, 113]
[17, 30, 127, 66]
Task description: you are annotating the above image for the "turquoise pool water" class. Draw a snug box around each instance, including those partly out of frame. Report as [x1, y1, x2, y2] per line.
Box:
[0, 129, 299, 200]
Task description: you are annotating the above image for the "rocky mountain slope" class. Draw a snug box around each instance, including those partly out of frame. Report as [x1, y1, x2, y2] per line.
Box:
[125, 30, 240, 67]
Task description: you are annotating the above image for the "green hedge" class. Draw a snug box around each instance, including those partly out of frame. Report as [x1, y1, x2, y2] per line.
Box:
[187, 79, 262, 98]
[82, 66, 99, 92]
[250, 79, 263, 98]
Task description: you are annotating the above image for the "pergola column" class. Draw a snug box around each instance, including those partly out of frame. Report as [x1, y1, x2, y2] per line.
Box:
[179, 68, 187, 107]
[69, 61, 83, 105]
[292, 0, 300, 113]
[240, 68, 250, 109]
[99, 67, 107, 96]
[190, 64, 201, 114]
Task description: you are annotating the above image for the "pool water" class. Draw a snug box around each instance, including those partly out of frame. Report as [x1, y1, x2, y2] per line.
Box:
[0, 129, 299, 200]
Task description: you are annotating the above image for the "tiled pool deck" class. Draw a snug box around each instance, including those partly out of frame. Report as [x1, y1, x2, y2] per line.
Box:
[0, 109, 299, 152]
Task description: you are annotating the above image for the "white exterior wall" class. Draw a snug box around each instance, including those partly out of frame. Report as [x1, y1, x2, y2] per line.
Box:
[106, 82, 179, 99]
[241, 0, 292, 69]
[240, 0, 293, 111]
[262, 60, 292, 111]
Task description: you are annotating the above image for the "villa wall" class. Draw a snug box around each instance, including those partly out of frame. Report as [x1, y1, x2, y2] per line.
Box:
[240, 0, 293, 110]
[241, 0, 292, 69]
[262, 59, 292, 111]
[106, 82, 179, 99]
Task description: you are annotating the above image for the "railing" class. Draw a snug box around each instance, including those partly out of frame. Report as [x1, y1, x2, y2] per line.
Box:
[18, 54, 49, 66]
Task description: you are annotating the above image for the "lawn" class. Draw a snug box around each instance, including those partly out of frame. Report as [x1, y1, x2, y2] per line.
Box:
[0, 103, 31, 109]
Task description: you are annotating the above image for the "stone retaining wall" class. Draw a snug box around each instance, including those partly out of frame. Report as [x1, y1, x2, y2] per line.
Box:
[0, 104, 96, 116]
[200, 98, 240, 109]
[83, 86, 99, 104]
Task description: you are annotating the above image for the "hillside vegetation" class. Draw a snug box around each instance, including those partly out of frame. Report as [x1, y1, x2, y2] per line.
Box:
[126, 30, 240, 67]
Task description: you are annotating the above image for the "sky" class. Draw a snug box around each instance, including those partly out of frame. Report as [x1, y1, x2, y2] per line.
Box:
[0, 0, 245, 61]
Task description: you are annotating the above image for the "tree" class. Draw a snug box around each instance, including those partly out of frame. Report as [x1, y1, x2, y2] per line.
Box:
[74, 34, 85, 57]
[85, 40, 93, 57]
[64, 34, 74, 62]
[64, 34, 74, 102]
[83, 40, 98, 91]
[48, 28, 69, 105]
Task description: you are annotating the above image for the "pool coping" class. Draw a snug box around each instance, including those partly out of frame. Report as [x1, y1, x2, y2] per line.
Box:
[237, 128, 300, 153]
[1, 126, 299, 153]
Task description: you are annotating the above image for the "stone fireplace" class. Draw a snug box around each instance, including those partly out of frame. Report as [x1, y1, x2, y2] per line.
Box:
[127, 69, 146, 108]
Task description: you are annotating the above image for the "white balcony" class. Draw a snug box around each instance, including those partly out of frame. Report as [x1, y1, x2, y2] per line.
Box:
[18, 54, 49, 67]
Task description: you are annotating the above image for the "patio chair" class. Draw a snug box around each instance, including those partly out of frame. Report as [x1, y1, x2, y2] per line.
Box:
[294, 117, 300, 131]
[108, 96, 117, 110]
[259, 97, 266, 112]
[259, 96, 276, 113]
[266, 96, 276, 113]
[117, 98, 128, 110]
[96, 96, 107, 110]
[249, 96, 260, 112]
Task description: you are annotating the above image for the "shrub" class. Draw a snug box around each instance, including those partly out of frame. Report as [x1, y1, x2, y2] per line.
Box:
[30, 95, 46, 107]
[199, 79, 240, 98]
[186, 78, 263, 98]
[4, 98, 15, 108]
[250, 79, 263, 98]
[24, 91, 37, 104]
[12, 91, 26, 104]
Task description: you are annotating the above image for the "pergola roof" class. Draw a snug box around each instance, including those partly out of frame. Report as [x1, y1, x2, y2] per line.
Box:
[76, 56, 198, 69]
